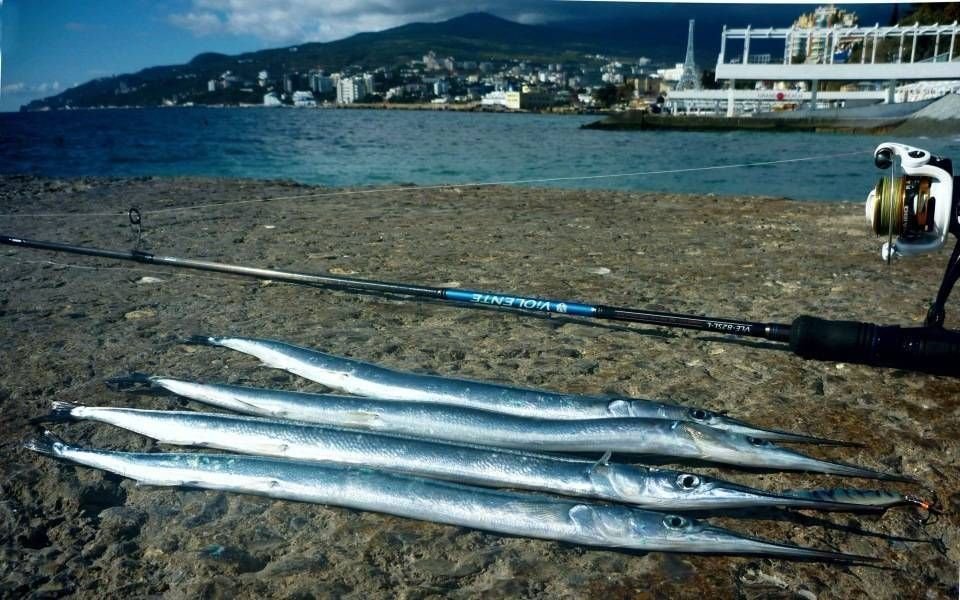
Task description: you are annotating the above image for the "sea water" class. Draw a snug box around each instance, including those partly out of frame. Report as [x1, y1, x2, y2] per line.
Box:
[2, 107, 958, 201]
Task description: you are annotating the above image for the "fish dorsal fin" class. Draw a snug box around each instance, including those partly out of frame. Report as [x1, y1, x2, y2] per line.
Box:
[588, 450, 613, 475]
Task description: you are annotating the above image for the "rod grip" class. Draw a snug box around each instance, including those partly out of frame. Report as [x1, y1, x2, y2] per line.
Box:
[790, 315, 960, 375]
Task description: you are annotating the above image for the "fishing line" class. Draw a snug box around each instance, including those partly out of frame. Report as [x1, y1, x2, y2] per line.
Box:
[0, 150, 869, 220]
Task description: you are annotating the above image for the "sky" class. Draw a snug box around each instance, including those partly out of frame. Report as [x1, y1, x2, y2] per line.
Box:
[0, 1, 900, 112]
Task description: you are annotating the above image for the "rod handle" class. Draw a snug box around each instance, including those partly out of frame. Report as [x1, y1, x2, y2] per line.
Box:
[790, 315, 960, 376]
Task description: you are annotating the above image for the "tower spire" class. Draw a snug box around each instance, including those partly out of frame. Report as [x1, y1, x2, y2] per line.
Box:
[676, 19, 701, 91]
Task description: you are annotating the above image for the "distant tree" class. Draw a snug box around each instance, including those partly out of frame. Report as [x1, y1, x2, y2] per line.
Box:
[883, 3, 960, 61]
[888, 3, 900, 25]
[700, 69, 717, 89]
[592, 84, 619, 108]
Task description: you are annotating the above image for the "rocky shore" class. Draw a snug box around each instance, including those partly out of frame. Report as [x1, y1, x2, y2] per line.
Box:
[1, 175, 957, 598]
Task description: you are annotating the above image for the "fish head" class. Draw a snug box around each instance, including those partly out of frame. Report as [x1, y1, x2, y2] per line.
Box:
[639, 470, 749, 508]
[577, 506, 712, 550]
[611, 468, 808, 511]
[575, 506, 875, 560]
[680, 406, 729, 429]
[673, 422, 785, 468]
[597, 466, 722, 508]
[650, 514, 872, 560]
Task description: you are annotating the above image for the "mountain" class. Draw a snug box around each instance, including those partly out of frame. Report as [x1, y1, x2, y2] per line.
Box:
[23, 12, 670, 111]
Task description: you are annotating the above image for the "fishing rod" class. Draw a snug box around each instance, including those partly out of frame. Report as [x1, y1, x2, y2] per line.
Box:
[3, 142, 960, 375]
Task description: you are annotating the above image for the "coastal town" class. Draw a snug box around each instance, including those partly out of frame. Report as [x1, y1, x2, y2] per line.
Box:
[201, 5, 959, 115]
[17, 5, 960, 118]
[207, 49, 662, 111]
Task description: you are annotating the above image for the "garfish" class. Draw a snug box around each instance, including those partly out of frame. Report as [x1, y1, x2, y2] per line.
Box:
[40, 400, 877, 512]
[51, 399, 912, 481]
[182, 335, 852, 445]
[23, 431, 877, 561]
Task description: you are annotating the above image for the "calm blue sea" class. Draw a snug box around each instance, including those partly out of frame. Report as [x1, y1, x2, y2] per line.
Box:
[2, 107, 959, 201]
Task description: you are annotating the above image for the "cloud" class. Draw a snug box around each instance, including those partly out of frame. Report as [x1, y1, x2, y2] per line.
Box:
[1, 81, 61, 96]
[168, 11, 224, 36]
[168, 0, 549, 44]
[1, 82, 26, 94]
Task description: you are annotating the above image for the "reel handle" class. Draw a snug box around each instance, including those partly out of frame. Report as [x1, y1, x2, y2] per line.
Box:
[790, 316, 960, 376]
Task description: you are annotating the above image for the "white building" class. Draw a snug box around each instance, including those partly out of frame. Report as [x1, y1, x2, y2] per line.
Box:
[433, 79, 449, 96]
[207, 80, 217, 92]
[789, 5, 858, 63]
[423, 51, 441, 71]
[336, 77, 367, 104]
[481, 90, 521, 110]
[263, 92, 282, 107]
[656, 63, 685, 83]
[258, 70, 269, 87]
[292, 91, 316, 107]
[363, 74, 376, 95]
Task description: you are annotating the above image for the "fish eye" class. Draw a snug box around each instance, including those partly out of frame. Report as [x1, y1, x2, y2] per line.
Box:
[747, 437, 769, 446]
[688, 408, 710, 421]
[663, 515, 689, 530]
[676, 474, 701, 490]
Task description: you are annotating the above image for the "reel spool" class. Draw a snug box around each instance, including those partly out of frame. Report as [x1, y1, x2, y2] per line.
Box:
[865, 143, 956, 261]
[866, 142, 960, 328]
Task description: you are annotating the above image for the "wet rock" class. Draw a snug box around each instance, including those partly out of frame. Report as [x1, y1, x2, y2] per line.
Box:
[182, 493, 228, 528]
[261, 552, 327, 577]
[198, 544, 266, 574]
[97, 506, 147, 541]
[4, 176, 957, 598]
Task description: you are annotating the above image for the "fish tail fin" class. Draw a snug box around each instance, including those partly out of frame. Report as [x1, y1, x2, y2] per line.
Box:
[23, 430, 68, 457]
[30, 401, 79, 425]
[105, 372, 155, 392]
[182, 335, 219, 347]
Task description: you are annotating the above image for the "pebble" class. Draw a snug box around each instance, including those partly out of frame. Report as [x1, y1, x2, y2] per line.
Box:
[135, 276, 165, 284]
[587, 267, 611, 275]
[123, 308, 157, 320]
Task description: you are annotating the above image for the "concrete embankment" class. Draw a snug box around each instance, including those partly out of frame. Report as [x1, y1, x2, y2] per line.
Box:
[584, 94, 960, 135]
[583, 111, 905, 133]
[891, 93, 960, 136]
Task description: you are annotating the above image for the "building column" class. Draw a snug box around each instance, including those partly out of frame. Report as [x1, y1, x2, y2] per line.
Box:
[727, 81, 736, 117]
[810, 80, 818, 111]
[887, 80, 897, 104]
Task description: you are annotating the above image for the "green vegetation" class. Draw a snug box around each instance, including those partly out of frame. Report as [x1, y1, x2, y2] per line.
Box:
[24, 13, 648, 111]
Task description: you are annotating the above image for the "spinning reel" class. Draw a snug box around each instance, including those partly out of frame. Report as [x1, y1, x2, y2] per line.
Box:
[866, 143, 960, 328]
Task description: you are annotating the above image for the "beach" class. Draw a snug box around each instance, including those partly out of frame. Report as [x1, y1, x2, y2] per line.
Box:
[1, 175, 958, 598]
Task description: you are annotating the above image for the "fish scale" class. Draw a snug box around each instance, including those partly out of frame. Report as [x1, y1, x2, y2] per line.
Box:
[52, 397, 911, 484]
[110, 375, 910, 480]
[23, 432, 877, 561]
[184, 335, 853, 445]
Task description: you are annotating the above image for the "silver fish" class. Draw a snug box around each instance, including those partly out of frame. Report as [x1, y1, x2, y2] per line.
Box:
[41, 400, 874, 512]
[183, 335, 852, 445]
[23, 431, 876, 561]
[96, 381, 910, 481]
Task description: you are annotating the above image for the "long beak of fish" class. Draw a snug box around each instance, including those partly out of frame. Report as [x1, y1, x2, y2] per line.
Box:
[765, 446, 917, 483]
[699, 525, 880, 562]
[718, 416, 861, 446]
[710, 481, 886, 511]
